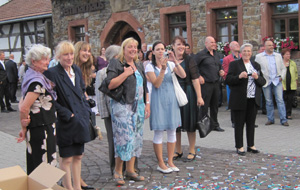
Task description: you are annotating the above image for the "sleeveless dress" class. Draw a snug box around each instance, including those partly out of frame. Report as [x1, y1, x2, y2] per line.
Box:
[110, 70, 145, 161]
[149, 63, 181, 130]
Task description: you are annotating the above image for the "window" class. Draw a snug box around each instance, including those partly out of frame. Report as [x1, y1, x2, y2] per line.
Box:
[216, 8, 238, 42]
[272, 2, 299, 44]
[168, 13, 187, 43]
[74, 26, 85, 43]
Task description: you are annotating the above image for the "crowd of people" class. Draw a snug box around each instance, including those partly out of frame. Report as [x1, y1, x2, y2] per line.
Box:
[0, 34, 296, 189]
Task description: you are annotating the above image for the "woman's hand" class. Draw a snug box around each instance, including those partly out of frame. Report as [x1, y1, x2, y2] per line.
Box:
[145, 103, 150, 119]
[239, 71, 248, 79]
[197, 97, 205, 106]
[167, 51, 176, 62]
[252, 72, 258, 79]
[21, 115, 30, 128]
[160, 57, 168, 70]
[124, 66, 134, 77]
[17, 128, 27, 143]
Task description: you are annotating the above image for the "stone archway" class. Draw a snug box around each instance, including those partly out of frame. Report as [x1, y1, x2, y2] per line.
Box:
[100, 12, 145, 48]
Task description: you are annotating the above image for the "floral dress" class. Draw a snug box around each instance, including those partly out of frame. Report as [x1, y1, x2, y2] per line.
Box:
[110, 70, 145, 161]
[25, 82, 57, 174]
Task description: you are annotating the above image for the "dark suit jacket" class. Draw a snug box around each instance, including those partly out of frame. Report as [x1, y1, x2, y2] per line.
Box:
[225, 58, 266, 110]
[5, 60, 18, 83]
[44, 63, 91, 147]
[0, 62, 7, 83]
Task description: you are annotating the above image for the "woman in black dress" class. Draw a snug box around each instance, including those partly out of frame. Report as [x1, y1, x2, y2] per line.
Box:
[172, 36, 204, 161]
[17, 44, 57, 174]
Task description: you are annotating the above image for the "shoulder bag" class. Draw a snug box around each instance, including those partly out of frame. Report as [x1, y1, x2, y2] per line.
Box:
[99, 78, 123, 102]
[167, 62, 188, 107]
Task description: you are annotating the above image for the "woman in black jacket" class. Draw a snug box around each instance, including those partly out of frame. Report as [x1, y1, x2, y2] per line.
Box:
[44, 41, 91, 190]
[225, 43, 266, 156]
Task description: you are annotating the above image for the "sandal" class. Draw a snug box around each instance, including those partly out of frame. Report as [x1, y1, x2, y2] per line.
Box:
[185, 153, 196, 162]
[114, 171, 125, 185]
[173, 152, 183, 160]
[125, 172, 144, 181]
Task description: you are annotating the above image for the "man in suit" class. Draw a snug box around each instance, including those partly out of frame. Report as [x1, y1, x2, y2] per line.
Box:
[5, 54, 19, 103]
[0, 51, 16, 112]
[194, 36, 225, 132]
[255, 40, 289, 126]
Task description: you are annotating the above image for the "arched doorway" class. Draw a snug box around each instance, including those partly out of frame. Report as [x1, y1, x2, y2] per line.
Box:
[100, 12, 145, 49]
[104, 21, 141, 49]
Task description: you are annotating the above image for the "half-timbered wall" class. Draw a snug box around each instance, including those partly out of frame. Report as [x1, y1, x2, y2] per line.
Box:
[0, 18, 52, 63]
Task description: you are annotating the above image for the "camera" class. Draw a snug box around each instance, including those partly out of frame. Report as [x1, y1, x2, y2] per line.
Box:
[163, 51, 169, 58]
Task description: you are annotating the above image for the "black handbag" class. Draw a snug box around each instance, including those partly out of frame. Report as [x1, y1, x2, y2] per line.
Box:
[99, 78, 123, 102]
[197, 106, 213, 138]
[87, 98, 96, 108]
[89, 112, 97, 141]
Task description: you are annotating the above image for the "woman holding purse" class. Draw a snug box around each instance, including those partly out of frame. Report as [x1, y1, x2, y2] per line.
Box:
[145, 41, 186, 173]
[172, 36, 204, 162]
[106, 37, 150, 185]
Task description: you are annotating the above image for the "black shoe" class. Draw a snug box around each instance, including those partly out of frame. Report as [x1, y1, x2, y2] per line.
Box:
[7, 107, 16, 112]
[247, 147, 260, 153]
[213, 127, 225, 132]
[236, 149, 246, 156]
[184, 153, 196, 162]
[11, 100, 19, 103]
[81, 185, 95, 190]
[1, 109, 9, 113]
[232, 123, 235, 128]
[173, 152, 183, 160]
[262, 110, 267, 115]
[254, 124, 258, 128]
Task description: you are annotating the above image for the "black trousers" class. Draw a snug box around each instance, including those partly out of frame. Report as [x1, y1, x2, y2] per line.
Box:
[0, 80, 11, 110]
[201, 82, 220, 128]
[232, 98, 257, 149]
[9, 82, 18, 102]
[283, 90, 295, 117]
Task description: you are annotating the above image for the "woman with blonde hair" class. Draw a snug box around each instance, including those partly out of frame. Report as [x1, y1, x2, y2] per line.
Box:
[105, 37, 150, 185]
[44, 41, 91, 190]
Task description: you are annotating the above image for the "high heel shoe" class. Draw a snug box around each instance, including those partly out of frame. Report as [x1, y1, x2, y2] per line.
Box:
[247, 147, 260, 153]
[113, 171, 125, 185]
[236, 148, 246, 156]
[125, 171, 144, 181]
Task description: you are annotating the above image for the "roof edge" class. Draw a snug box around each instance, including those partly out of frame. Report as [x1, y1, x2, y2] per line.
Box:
[0, 13, 52, 24]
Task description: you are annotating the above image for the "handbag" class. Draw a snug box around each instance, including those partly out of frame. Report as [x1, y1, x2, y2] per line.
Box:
[87, 98, 96, 108]
[99, 78, 123, 102]
[167, 62, 188, 107]
[89, 112, 103, 141]
[197, 106, 213, 138]
[292, 96, 298, 108]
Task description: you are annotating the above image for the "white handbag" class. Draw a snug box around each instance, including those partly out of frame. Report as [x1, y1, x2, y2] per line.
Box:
[168, 62, 188, 107]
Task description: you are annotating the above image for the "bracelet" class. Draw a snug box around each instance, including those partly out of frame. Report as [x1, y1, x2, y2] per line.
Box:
[146, 101, 150, 104]
[175, 63, 180, 67]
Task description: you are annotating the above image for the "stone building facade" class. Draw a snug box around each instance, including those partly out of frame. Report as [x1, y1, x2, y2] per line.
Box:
[51, 0, 300, 91]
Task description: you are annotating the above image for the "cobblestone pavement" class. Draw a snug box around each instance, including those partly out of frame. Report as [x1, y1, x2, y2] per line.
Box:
[1, 101, 300, 189]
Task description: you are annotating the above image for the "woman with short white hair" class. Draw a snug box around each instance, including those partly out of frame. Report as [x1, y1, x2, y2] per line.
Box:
[17, 44, 57, 174]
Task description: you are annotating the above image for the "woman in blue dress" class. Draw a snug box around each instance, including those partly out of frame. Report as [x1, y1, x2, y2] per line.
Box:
[145, 41, 186, 173]
[106, 38, 150, 185]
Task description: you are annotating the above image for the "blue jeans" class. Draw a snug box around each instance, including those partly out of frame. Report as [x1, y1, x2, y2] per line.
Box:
[262, 82, 287, 124]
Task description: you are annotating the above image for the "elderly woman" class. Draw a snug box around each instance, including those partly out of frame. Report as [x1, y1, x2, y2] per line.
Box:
[44, 41, 91, 190]
[282, 48, 298, 120]
[95, 45, 121, 175]
[17, 44, 57, 174]
[105, 38, 150, 185]
[145, 41, 186, 173]
[225, 43, 266, 156]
